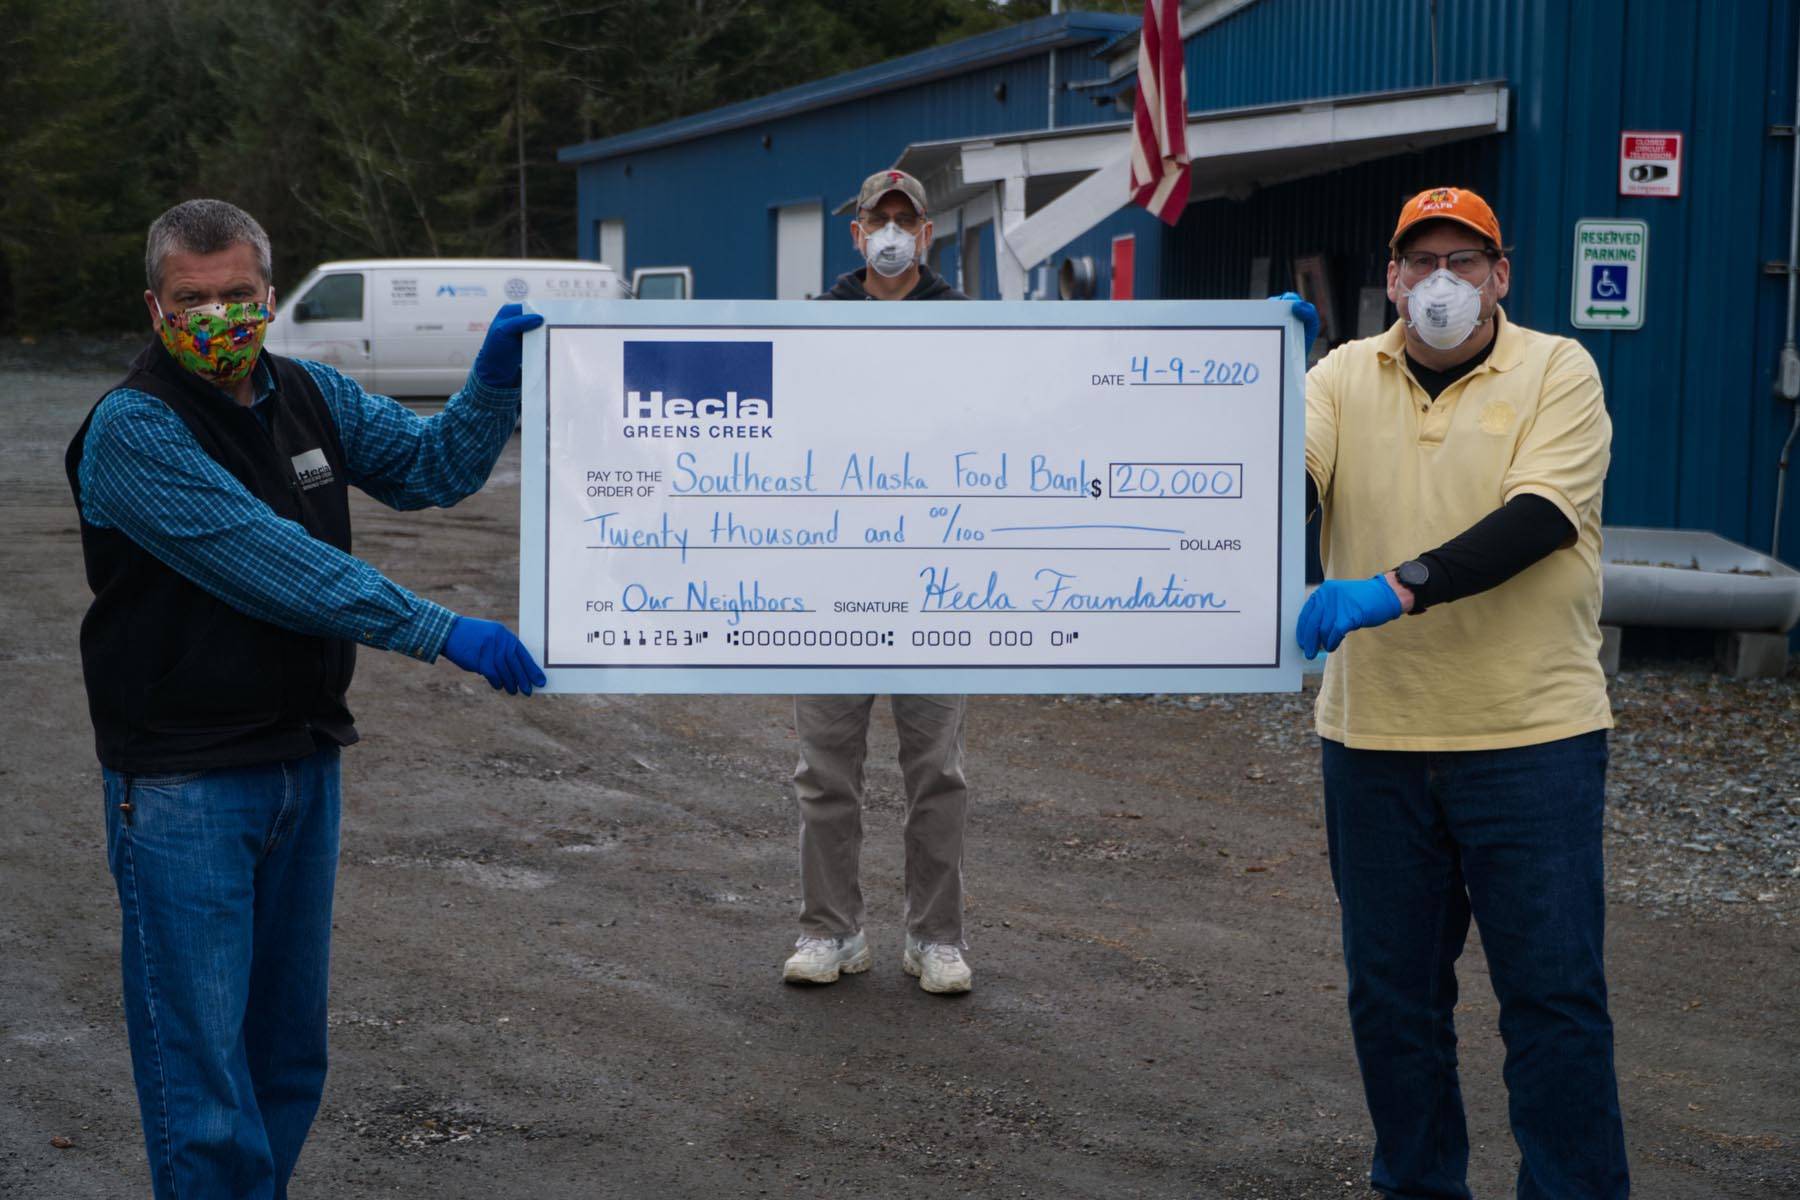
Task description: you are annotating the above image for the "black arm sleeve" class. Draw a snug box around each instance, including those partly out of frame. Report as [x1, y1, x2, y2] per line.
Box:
[1409, 493, 1574, 610]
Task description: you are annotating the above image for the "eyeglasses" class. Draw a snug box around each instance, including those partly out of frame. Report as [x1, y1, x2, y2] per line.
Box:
[859, 211, 924, 233]
[1396, 249, 1497, 283]
[161, 288, 273, 321]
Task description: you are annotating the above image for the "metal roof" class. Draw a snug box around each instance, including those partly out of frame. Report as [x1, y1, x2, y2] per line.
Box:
[1096, 0, 1264, 81]
[556, 11, 1139, 166]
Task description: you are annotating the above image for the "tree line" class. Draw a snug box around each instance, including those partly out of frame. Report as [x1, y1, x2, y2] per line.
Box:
[1, 0, 1130, 333]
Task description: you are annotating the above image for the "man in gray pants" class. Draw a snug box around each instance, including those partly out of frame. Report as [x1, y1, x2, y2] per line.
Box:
[782, 168, 974, 995]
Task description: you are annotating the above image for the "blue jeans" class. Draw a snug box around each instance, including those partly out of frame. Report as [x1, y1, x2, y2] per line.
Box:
[1322, 732, 1628, 1199]
[102, 747, 341, 1200]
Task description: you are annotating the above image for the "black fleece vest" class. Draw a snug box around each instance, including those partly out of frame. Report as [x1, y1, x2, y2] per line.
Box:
[66, 342, 360, 772]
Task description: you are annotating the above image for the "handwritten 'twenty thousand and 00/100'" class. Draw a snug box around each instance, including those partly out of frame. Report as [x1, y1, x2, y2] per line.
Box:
[581, 450, 1244, 621]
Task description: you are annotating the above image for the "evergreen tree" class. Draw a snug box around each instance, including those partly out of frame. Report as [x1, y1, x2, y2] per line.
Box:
[0, 0, 152, 331]
[1, 0, 1120, 332]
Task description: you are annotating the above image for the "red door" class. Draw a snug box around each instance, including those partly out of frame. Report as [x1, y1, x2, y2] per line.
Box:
[1110, 235, 1136, 300]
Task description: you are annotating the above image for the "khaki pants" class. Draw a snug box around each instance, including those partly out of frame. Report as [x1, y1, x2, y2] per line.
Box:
[792, 694, 969, 945]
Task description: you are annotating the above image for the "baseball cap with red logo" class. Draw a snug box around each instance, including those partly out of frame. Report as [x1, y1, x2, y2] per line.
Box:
[857, 169, 929, 215]
[1390, 186, 1503, 250]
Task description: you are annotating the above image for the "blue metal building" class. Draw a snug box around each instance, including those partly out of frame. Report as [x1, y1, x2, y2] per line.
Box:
[558, 13, 1142, 301]
[560, 0, 1800, 563]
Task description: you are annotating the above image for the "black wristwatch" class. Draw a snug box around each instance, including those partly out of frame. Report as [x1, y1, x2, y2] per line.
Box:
[1394, 559, 1431, 614]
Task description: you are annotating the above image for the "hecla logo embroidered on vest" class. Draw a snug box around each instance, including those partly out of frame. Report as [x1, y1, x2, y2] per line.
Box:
[1478, 400, 1516, 436]
[291, 448, 334, 490]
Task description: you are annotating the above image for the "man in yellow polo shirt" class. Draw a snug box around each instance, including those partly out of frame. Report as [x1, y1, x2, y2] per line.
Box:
[1297, 187, 1626, 1198]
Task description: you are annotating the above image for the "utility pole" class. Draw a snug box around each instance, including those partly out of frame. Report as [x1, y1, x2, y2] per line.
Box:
[517, 67, 529, 257]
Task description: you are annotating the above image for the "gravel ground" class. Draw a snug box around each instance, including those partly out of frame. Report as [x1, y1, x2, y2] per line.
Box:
[3, 341, 1797, 1198]
[1606, 667, 1800, 924]
[1069, 663, 1800, 930]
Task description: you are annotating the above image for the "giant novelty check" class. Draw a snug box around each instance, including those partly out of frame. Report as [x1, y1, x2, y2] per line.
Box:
[519, 301, 1305, 693]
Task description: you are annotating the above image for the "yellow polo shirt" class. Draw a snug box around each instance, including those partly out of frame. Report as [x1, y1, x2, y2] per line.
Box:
[1304, 309, 1613, 751]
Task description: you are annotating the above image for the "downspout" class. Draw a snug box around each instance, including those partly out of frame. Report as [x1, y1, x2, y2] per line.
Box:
[1773, 25, 1800, 561]
[951, 205, 965, 294]
[1429, 0, 1441, 86]
[1048, 0, 1060, 130]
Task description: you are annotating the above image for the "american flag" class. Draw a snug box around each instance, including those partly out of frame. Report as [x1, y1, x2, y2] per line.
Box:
[1129, 0, 1190, 224]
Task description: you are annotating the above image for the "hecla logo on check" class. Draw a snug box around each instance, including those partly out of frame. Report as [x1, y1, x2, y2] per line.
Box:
[622, 341, 773, 425]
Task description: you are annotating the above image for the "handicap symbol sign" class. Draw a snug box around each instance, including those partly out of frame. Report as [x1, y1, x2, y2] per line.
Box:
[1589, 265, 1629, 301]
[1573, 218, 1646, 329]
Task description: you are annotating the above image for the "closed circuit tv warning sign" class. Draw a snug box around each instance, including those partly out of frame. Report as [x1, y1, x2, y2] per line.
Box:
[1620, 131, 1682, 198]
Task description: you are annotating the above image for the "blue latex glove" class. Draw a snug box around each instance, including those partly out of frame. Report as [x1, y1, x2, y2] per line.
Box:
[1274, 292, 1319, 354]
[1295, 574, 1404, 660]
[472, 303, 545, 388]
[443, 616, 547, 695]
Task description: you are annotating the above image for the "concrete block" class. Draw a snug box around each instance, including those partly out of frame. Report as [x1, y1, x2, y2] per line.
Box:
[1715, 631, 1790, 680]
[1598, 625, 1622, 678]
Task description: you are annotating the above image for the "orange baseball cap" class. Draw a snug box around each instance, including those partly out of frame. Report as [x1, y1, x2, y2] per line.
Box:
[1390, 186, 1502, 250]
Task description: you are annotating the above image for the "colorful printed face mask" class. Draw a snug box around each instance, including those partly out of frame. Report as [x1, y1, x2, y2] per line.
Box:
[155, 290, 272, 385]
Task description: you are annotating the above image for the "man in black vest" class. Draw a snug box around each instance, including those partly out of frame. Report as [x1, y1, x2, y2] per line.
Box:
[67, 198, 545, 1200]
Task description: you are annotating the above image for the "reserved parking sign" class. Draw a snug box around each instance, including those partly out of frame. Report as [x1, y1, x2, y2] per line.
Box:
[1571, 219, 1647, 330]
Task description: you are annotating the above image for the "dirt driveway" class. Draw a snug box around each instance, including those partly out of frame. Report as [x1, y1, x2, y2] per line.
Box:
[2, 352, 1795, 1198]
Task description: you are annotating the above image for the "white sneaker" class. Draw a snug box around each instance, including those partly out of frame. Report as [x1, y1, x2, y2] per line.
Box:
[782, 931, 871, 984]
[903, 934, 973, 994]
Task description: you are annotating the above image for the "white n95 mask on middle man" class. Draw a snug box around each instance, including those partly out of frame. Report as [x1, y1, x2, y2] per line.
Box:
[863, 223, 919, 278]
[1402, 269, 1486, 350]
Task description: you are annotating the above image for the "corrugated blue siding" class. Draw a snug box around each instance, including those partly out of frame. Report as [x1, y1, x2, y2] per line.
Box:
[1168, 0, 1800, 554]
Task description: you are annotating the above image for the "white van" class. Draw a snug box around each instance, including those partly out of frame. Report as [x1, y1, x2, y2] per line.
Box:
[266, 258, 631, 396]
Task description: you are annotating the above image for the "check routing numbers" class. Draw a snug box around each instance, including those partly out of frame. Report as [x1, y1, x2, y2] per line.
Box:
[539, 325, 1285, 670]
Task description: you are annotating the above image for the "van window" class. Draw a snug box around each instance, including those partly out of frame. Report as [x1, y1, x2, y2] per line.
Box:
[296, 273, 363, 321]
[632, 267, 691, 300]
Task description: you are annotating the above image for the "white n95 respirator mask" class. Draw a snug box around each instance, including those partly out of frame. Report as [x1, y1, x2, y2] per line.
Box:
[862, 223, 919, 278]
[1401, 269, 1487, 350]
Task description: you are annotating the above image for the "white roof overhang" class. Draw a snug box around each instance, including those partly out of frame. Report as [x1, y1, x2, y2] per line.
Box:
[871, 81, 1510, 298]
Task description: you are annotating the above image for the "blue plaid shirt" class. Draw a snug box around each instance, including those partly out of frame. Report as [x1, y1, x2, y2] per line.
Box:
[77, 357, 521, 662]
